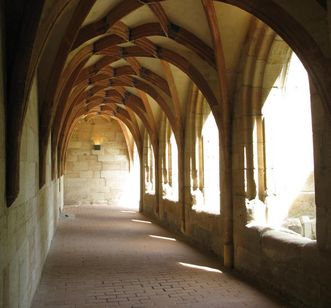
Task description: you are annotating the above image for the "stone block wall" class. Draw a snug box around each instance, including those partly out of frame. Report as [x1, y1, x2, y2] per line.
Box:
[143, 193, 224, 257]
[142, 110, 224, 258]
[141, 18, 331, 306]
[230, 25, 331, 306]
[64, 117, 132, 207]
[142, 194, 157, 218]
[0, 77, 63, 308]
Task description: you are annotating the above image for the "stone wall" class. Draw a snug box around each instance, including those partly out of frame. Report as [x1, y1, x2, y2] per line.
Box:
[230, 22, 331, 307]
[0, 77, 63, 308]
[0, 24, 5, 306]
[142, 110, 224, 257]
[64, 117, 132, 207]
[141, 18, 331, 306]
[143, 174, 224, 258]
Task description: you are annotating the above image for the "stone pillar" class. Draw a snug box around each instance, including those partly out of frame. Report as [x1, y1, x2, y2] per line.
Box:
[328, 0, 331, 43]
[310, 81, 331, 252]
[178, 139, 186, 232]
[154, 147, 161, 217]
[221, 134, 234, 268]
[139, 154, 144, 213]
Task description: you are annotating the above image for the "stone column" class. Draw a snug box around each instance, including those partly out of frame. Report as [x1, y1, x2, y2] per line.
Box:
[139, 154, 144, 213]
[310, 81, 331, 252]
[178, 137, 186, 233]
[328, 0, 331, 43]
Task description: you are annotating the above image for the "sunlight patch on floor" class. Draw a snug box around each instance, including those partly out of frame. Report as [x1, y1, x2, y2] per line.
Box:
[178, 262, 223, 273]
[131, 219, 152, 224]
[149, 235, 176, 241]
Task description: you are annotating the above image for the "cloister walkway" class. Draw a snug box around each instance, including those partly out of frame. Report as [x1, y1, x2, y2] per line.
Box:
[31, 205, 283, 308]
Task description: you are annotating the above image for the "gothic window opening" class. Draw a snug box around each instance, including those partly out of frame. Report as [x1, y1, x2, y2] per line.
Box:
[202, 113, 220, 214]
[262, 52, 316, 239]
[145, 135, 155, 195]
[192, 101, 220, 215]
[162, 128, 179, 202]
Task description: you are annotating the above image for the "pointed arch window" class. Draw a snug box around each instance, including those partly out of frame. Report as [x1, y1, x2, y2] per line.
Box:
[191, 103, 220, 215]
[258, 52, 316, 239]
[202, 113, 220, 214]
[162, 128, 179, 201]
[144, 135, 155, 194]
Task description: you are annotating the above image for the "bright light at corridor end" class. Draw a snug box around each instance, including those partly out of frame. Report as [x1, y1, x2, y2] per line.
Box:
[179, 262, 223, 273]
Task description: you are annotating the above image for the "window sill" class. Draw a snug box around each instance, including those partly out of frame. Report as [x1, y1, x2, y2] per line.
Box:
[162, 195, 179, 202]
[191, 206, 220, 216]
[145, 190, 155, 194]
[245, 222, 316, 246]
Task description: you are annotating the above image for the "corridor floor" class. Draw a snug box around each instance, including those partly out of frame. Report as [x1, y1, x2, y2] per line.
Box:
[31, 205, 284, 308]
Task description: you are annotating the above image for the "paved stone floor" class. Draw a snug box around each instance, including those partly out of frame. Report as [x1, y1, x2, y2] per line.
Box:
[31, 205, 284, 308]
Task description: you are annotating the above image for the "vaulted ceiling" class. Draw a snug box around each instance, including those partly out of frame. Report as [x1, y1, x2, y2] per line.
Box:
[4, 0, 329, 205]
[40, 0, 253, 187]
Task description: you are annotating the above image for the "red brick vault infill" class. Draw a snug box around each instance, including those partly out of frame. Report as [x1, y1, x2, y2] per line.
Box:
[31, 205, 282, 308]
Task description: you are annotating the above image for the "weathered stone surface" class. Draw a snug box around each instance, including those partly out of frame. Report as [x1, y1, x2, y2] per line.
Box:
[2, 2, 331, 308]
[0, 79, 62, 308]
[64, 117, 133, 207]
